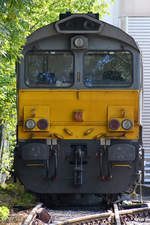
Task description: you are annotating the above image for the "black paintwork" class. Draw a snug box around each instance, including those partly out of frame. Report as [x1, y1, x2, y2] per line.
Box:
[14, 139, 140, 194]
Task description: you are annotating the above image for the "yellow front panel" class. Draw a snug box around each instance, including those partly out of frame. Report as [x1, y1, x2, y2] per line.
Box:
[18, 89, 139, 140]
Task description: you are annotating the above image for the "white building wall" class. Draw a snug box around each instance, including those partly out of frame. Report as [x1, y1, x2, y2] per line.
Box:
[119, 0, 150, 17]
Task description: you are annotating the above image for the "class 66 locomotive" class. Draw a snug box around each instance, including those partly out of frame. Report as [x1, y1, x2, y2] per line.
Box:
[15, 13, 144, 196]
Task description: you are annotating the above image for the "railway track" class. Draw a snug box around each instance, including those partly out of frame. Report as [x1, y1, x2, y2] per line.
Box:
[21, 200, 150, 225]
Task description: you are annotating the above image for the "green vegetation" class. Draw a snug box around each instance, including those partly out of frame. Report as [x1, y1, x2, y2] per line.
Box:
[0, 179, 36, 221]
[0, 207, 9, 221]
[1, 181, 36, 207]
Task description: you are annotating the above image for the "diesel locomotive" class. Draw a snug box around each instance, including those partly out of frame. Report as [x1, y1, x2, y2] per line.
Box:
[14, 13, 144, 197]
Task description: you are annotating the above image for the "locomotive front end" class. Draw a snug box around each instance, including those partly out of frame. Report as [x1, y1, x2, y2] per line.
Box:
[14, 13, 143, 195]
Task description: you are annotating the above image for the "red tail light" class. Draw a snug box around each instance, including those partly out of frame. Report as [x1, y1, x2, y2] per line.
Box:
[74, 111, 83, 122]
[109, 119, 120, 130]
[37, 119, 48, 130]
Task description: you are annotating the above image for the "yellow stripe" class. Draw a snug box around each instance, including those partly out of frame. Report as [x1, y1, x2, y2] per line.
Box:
[25, 164, 44, 167]
[112, 164, 132, 169]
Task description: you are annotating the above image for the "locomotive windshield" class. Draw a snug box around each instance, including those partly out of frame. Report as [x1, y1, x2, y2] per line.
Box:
[84, 51, 132, 87]
[25, 51, 73, 87]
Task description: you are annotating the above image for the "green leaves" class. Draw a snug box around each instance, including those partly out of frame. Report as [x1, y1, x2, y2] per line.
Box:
[0, 206, 9, 221]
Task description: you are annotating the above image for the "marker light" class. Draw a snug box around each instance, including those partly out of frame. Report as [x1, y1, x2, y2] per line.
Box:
[37, 119, 48, 130]
[74, 111, 83, 122]
[122, 119, 133, 130]
[74, 38, 84, 48]
[25, 119, 36, 130]
[109, 119, 120, 130]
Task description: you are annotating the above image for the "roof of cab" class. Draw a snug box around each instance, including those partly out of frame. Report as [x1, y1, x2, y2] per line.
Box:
[25, 14, 139, 52]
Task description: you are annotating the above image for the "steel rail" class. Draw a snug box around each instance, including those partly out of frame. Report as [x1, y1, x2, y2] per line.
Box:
[119, 204, 150, 215]
[50, 211, 113, 225]
[50, 203, 150, 225]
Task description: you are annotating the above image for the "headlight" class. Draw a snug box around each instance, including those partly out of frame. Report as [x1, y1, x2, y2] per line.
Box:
[25, 119, 36, 129]
[37, 119, 48, 130]
[122, 119, 133, 130]
[74, 37, 84, 48]
[109, 119, 120, 130]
